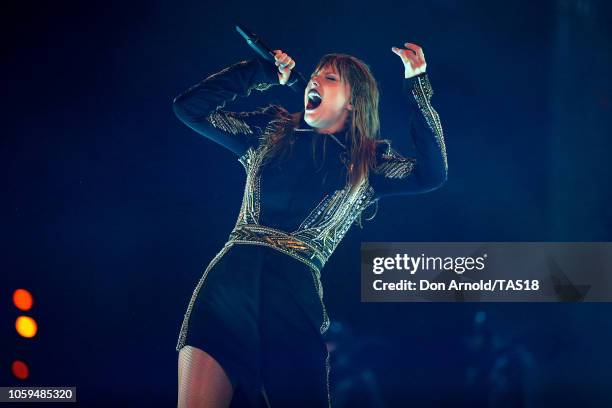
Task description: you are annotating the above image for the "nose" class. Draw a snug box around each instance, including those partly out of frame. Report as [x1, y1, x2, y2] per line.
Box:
[310, 77, 319, 88]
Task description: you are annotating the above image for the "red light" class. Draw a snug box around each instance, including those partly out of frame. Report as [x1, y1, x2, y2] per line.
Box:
[12, 360, 29, 380]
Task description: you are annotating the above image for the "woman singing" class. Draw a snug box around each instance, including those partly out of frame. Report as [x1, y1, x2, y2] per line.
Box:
[173, 42, 447, 407]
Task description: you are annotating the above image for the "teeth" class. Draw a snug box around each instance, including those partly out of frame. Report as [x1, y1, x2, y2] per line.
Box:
[308, 91, 321, 101]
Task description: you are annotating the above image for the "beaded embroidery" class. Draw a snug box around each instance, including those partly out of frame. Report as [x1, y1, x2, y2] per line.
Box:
[234, 138, 376, 334]
[372, 142, 417, 179]
[412, 75, 448, 171]
[206, 111, 254, 135]
[176, 242, 234, 351]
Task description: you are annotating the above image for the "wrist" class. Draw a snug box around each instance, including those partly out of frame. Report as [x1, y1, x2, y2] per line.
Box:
[405, 70, 426, 79]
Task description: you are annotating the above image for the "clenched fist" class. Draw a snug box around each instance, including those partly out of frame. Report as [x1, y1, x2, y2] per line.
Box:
[391, 43, 427, 78]
[273, 50, 296, 85]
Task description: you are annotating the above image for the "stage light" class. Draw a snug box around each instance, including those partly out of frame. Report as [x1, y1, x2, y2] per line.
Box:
[13, 289, 34, 311]
[15, 316, 38, 338]
[11, 360, 29, 380]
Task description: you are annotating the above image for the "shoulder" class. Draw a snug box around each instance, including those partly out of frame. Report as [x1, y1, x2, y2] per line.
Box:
[253, 104, 293, 127]
[222, 104, 291, 134]
[374, 139, 394, 160]
[257, 104, 301, 133]
[259, 104, 290, 117]
[371, 139, 416, 179]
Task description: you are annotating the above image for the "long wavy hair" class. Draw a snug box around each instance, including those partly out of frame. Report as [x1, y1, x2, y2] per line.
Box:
[262, 53, 381, 194]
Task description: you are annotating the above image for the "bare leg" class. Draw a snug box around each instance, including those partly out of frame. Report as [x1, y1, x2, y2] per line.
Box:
[178, 345, 234, 408]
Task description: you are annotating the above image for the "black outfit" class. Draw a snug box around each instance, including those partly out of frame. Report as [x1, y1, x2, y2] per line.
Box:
[173, 57, 447, 407]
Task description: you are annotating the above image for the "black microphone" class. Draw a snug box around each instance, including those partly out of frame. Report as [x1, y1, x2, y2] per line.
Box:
[235, 24, 307, 93]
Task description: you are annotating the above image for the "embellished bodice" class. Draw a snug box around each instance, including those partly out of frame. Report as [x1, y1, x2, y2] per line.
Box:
[230, 127, 376, 275]
[172, 57, 448, 277]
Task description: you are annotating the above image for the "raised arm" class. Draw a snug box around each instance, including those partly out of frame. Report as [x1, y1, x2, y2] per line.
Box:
[369, 43, 447, 198]
[172, 57, 282, 156]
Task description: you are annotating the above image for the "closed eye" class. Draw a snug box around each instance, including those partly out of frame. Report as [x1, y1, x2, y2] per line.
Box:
[310, 72, 338, 81]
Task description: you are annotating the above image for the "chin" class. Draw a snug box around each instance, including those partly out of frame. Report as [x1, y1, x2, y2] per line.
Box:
[303, 112, 318, 127]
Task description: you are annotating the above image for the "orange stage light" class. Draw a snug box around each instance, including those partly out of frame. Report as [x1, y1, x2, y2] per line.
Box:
[15, 316, 38, 338]
[13, 289, 34, 311]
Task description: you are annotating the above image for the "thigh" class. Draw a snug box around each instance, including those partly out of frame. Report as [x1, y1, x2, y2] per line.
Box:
[259, 251, 330, 407]
[178, 345, 233, 408]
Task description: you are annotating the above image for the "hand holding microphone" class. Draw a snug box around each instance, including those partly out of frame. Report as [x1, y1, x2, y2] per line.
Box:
[273, 50, 296, 85]
[235, 25, 306, 92]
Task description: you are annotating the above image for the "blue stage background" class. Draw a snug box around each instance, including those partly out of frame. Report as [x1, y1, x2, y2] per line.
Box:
[2, 0, 612, 406]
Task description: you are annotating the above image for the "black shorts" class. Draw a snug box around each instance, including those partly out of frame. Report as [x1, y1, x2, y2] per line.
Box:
[176, 243, 330, 407]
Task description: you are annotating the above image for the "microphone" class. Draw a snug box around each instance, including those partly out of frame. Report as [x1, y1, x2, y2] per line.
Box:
[235, 25, 307, 93]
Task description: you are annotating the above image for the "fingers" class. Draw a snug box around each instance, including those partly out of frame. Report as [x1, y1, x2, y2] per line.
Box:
[391, 42, 427, 77]
[273, 50, 296, 85]
[391, 43, 426, 66]
[285, 59, 296, 70]
[405, 42, 425, 65]
[391, 47, 419, 66]
[273, 50, 295, 71]
[403, 43, 422, 57]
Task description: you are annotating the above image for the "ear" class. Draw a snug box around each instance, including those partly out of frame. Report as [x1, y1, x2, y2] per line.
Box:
[347, 103, 354, 111]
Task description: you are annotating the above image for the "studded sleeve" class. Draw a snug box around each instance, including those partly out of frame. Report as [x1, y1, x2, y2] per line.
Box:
[172, 58, 281, 156]
[369, 73, 448, 198]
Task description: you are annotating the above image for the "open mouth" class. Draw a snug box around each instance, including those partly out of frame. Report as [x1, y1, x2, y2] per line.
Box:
[306, 90, 322, 111]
